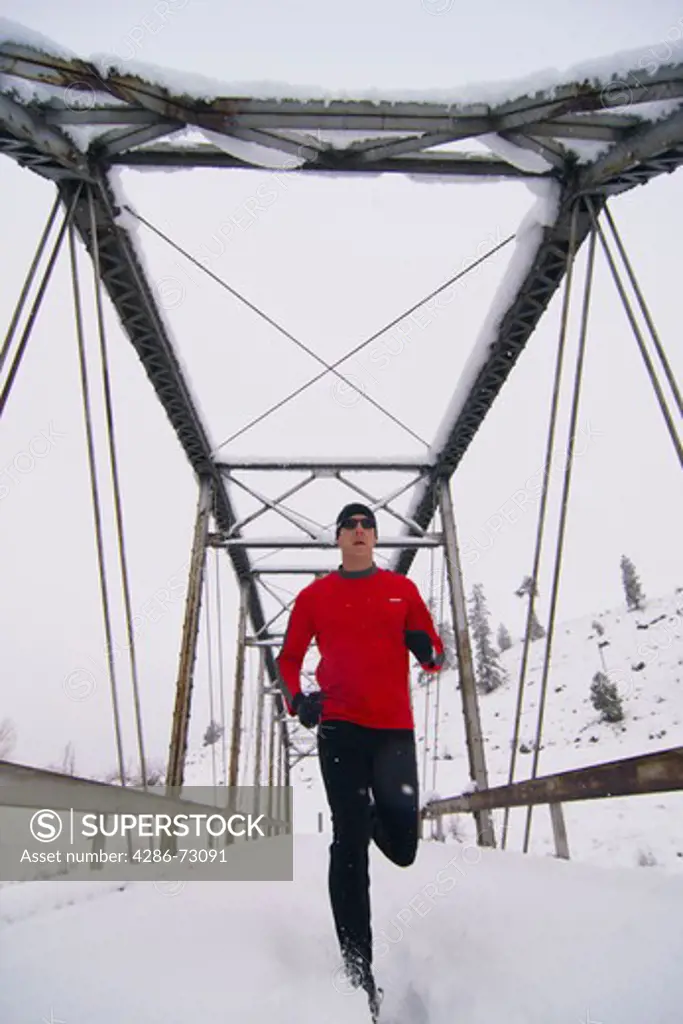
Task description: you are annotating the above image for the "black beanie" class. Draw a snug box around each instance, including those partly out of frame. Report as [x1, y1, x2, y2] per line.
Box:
[335, 502, 377, 538]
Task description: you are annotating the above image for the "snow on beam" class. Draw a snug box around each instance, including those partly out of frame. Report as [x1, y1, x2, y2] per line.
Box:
[2, 30, 683, 118]
[0, 91, 90, 178]
[422, 747, 683, 817]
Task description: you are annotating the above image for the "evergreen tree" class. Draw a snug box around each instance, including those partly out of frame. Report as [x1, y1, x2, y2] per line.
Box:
[203, 720, 224, 747]
[437, 621, 457, 670]
[417, 620, 457, 686]
[515, 575, 546, 640]
[620, 555, 646, 611]
[0, 718, 16, 759]
[590, 671, 624, 723]
[497, 623, 512, 652]
[61, 741, 76, 776]
[469, 583, 507, 694]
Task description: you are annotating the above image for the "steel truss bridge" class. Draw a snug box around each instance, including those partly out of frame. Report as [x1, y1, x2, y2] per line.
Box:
[1, 36, 682, 856]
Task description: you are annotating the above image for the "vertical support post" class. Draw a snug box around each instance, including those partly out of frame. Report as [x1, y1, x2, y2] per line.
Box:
[422, 677, 430, 791]
[228, 581, 249, 788]
[166, 475, 213, 790]
[281, 713, 291, 791]
[276, 725, 285, 834]
[438, 478, 496, 848]
[267, 693, 276, 837]
[549, 803, 570, 859]
[253, 647, 266, 791]
[252, 647, 266, 830]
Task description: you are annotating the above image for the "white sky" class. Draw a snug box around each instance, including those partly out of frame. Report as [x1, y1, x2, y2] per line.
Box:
[1, 0, 682, 781]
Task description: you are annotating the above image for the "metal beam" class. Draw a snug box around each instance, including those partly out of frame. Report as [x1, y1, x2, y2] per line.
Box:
[0, 92, 90, 178]
[110, 148, 547, 178]
[228, 583, 249, 787]
[576, 104, 683, 196]
[251, 566, 331, 575]
[3, 46, 681, 132]
[422, 747, 683, 816]
[211, 534, 442, 549]
[166, 476, 212, 789]
[39, 107, 640, 141]
[94, 122, 180, 158]
[217, 458, 432, 472]
[0, 759, 286, 819]
[246, 635, 285, 647]
[439, 479, 495, 847]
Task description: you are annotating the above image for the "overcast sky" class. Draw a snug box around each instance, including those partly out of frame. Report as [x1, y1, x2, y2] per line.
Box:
[1, 0, 681, 782]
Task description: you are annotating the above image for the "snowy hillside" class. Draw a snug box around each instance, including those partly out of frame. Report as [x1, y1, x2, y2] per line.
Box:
[289, 586, 683, 873]
[2, 834, 683, 1024]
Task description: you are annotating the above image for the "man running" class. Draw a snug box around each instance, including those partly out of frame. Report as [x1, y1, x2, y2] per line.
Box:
[277, 502, 444, 1008]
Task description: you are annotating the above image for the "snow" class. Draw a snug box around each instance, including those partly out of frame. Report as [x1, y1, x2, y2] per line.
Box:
[85, 46, 683, 112]
[199, 128, 307, 171]
[1, 835, 682, 1023]
[478, 133, 554, 174]
[2, 584, 682, 1020]
[411, 587, 683, 873]
[0, 16, 77, 60]
[2, 18, 683, 1019]
[2, 16, 682, 117]
[560, 139, 613, 165]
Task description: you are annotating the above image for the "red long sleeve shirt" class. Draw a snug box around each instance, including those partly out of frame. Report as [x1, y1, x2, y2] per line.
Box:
[277, 566, 443, 730]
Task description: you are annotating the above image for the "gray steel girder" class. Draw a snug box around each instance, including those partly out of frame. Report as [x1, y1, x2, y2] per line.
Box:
[2, 42, 683, 758]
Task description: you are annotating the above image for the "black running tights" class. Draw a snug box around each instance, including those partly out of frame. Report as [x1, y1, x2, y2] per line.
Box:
[317, 719, 419, 970]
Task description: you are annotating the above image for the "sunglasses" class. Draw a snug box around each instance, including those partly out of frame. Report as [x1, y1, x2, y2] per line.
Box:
[339, 516, 375, 531]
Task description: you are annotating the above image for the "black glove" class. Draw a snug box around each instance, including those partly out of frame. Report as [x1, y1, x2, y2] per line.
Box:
[292, 690, 324, 729]
[404, 630, 445, 670]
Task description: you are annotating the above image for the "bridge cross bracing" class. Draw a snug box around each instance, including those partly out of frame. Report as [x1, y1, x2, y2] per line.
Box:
[1, 28, 682, 853]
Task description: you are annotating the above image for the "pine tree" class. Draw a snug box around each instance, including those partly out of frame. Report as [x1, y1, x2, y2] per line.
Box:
[620, 555, 646, 611]
[437, 621, 457, 669]
[497, 623, 512, 652]
[417, 620, 457, 686]
[0, 718, 16, 759]
[469, 584, 507, 694]
[590, 671, 624, 723]
[515, 575, 546, 640]
[61, 741, 76, 776]
[203, 720, 224, 747]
